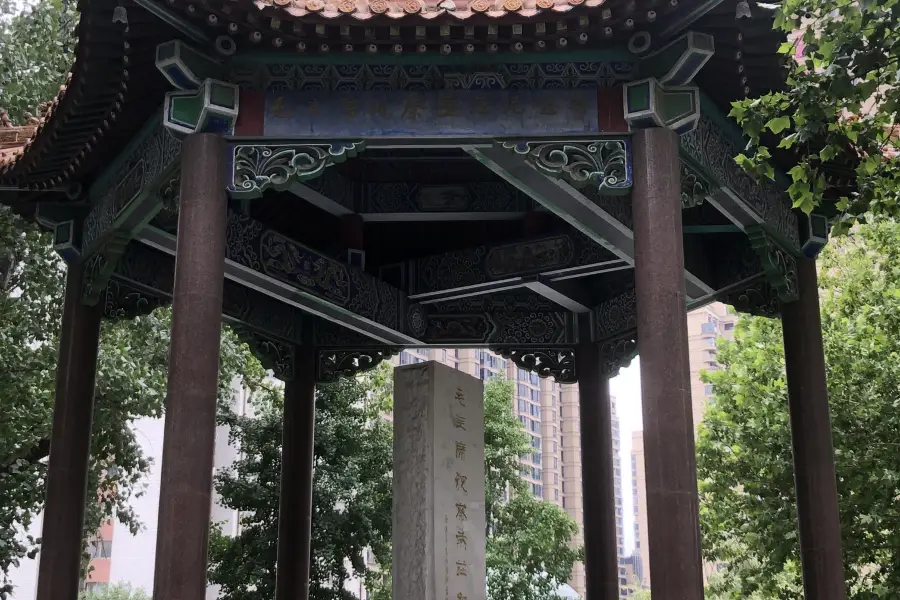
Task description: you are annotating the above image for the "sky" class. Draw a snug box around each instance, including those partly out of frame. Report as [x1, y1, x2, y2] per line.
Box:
[609, 358, 643, 556]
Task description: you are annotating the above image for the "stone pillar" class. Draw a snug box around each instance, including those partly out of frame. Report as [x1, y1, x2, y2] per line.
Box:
[576, 321, 621, 600]
[275, 345, 317, 600]
[631, 127, 704, 599]
[781, 258, 847, 600]
[35, 264, 102, 600]
[153, 133, 227, 600]
[393, 361, 486, 600]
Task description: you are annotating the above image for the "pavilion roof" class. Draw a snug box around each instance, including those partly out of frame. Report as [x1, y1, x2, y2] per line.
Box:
[0, 0, 787, 205]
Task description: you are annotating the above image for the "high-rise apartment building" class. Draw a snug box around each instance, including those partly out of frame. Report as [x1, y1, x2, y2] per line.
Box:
[630, 302, 737, 590]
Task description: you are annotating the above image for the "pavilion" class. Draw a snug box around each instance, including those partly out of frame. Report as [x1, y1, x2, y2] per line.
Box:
[0, 0, 845, 598]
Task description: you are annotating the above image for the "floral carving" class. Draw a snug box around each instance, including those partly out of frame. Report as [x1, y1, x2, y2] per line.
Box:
[747, 226, 798, 303]
[317, 348, 401, 383]
[229, 142, 365, 200]
[499, 139, 632, 194]
[599, 332, 638, 378]
[681, 163, 713, 209]
[719, 276, 781, 318]
[103, 281, 166, 320]
[492, 347, 576, 383]
[594, 286, 637, 340]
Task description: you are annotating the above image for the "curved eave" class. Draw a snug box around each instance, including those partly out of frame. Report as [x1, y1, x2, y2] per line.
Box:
[0, 0, 176, 196]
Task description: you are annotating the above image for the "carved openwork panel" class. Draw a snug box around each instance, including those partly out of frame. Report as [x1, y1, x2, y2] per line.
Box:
[233, 328, 296, 381]
[228, 142, 365, 200]
[497, 139, 632, 194]
[317, 348, 401, 384]
[718, 276, 781, 318]
[103, 280, 167, 320]
[599, 332, 638, 378]
[491, 348, 576, 384]
[747, 226, 798, 304]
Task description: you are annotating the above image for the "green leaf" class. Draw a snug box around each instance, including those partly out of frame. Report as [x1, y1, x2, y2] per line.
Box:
[766, 116, 792, 134]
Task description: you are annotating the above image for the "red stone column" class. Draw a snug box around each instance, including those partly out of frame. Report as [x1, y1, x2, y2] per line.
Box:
[152, 133, 227, 600]
[275, 345, 317, 600]
[781, 258, 847, 600]
[577, 319, 620, 600]
[631, 127, 704, 599]
[35, 264, 102, 600]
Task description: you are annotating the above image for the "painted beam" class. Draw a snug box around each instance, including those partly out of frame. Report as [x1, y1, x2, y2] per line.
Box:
[80, 117, 182, 304]
[467, 145, 715, 300]
[297, 168, 535, 222]
[110, 242, 307, 344]
[680, 110, 801, 253]
[404, 230, 628, 304]
[136, 212, 418, 345]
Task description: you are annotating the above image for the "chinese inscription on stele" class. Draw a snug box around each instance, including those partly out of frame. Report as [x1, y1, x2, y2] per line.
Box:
[393, 361, 486, 600]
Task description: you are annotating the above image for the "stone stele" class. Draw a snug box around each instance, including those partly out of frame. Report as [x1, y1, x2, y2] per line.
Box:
[393, 361, 486, 600]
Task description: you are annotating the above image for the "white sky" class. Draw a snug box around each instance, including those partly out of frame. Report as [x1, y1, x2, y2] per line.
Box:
[610, 358, 643, 555]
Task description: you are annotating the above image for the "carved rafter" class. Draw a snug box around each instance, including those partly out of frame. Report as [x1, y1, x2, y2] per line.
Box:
[233, 328, 296, 381]
[496, 139, 632, 195]
[491, 347, 576, 384]
[228, 142, 366, 200]
[747, 226, 798, 303]
[317, 348, 401, 384]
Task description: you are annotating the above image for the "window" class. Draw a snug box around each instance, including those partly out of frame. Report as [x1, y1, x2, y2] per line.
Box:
[532, 452, 541, 464]
[562, 497, 566, 508]
[530, 372, 539, 385]
[561, 451, 565, 461]
[453, 349, 459, 358]
[553, 425, 558, 437]
[531, 388, 540, 402]
[530, 403, 540, 417]
[700, 322, 717, 334]
[551, 395, 556, 407]
[518, 368, 527, 381]
[400, 351, 411, 365]
[562, 466, 566, 478]
[518, 383, 528, 397]
[442, 349, 447, 361]
[706, 337, 716, 346]
[532, 467, 541, 479]
[518, 415, 527, 426]
[561, 481, 566, 493]
[554, 489, 559, 500]
[532, 483, 543, 497]
[724, 322, 735, 331]
[553, 457, 558, 468]
[531, 436, 541, 449]
[553, 441, 558, 452]
[560, 435, 565, 448]
[518, 399, 527, 412]
[530, 419, 539, 432]
[89, 539, 113, 559]
[704, 384, 714, 395]
[554, 473, 559, 484]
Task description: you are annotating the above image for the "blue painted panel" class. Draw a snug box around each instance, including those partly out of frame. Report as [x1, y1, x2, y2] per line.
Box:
[263, 90, 599, 137]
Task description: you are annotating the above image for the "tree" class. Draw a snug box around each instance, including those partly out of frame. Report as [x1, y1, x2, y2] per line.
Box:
[0, 205, 263, 597]
[207, 366, 394, 600]
[79, 583, 150, 600]
[696, 221, 900, 598]
[728, 0, 900, 234]
[0, 0, 76, 124]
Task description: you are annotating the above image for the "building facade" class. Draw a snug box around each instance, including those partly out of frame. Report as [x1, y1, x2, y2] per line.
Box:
[631, 302, 738, 590]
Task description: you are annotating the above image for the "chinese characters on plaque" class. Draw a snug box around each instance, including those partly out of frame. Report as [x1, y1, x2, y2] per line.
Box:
[263, 89, 600, 137]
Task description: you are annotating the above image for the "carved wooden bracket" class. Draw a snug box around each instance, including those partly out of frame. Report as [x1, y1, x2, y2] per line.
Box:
[490, 347, 576, 384]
